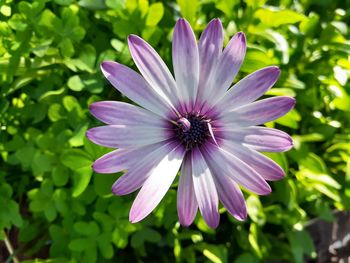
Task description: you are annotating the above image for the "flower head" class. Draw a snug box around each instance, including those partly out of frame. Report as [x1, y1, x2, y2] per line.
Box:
[86, 18, 295, 228]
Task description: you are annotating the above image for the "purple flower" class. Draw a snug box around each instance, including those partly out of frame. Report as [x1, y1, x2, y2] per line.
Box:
[86, 18, 295, 228]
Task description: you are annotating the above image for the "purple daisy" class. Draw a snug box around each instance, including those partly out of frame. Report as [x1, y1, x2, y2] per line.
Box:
[86, 18, 295, 228]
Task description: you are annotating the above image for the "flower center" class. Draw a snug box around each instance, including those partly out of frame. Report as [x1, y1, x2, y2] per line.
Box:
[174, 114, 210, 150]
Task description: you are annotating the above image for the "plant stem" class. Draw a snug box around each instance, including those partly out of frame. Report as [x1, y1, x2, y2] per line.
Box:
[3, 230, 19, 263]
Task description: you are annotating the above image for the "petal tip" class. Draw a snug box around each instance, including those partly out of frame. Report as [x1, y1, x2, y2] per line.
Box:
[177, 17, 187, 23]
[129, 210, 143, 224]
[129, 216, 139, 224]
[207, 217, 220, 229]
[210, 18, 222, 26]
[88, 102, 97, 113]
[270, 66, 281, 75]
[85, 129, 92, 140]
[179, 219, 192, 227]
[291, 97, 297, 106]
[236, 31, 246, 41]
[234, 212, 248, 221]
[286, 97, 297, 109]
[111, 182, 122, 196]
[259, 184, 272, 196]
[203, 212, 220, 228]
[127, 34, 141, 46]
[91, 162, 96, 172]
[283, 137, 294, 152]
[100, 61, 117, 76]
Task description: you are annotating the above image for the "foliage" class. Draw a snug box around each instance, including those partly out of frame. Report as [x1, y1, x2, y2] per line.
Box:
[1, 0, 350, 262]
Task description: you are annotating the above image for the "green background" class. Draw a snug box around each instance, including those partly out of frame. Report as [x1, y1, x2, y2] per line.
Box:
[1, 0, 350, 262]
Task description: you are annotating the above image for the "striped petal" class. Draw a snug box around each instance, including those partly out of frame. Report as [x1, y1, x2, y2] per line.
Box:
[204, 32, 246, 107]
[177, 154, 198, 226]
[128, 35, 180, 112]
[220, 96, 296, 126]
[100, 61, 176, 118]
[172, 18, 199, 111]
[112, 141, 180, 195]
[86, 125, 171, 148]
[221, 140, 285, 181]
[196, 19, 224, 105]
[191, 148, 220, 228]
[215, 66, 281, 112]
[217, 126, 293, 152]
[92, 142, 165, 174]
[90, 101, 165, 126]
[202, 143, 271, 195]
[212, 172, 247, 221]
[129, 144, 185, 223]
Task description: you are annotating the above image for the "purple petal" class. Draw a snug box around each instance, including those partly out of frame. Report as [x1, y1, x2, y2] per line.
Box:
[202, 143, 271, 195]
[217, 126, 293, 152]
[191, 148, 220, 228]
[215, 66, 281, 112]
[172, 18, 199, 111]
[90, 101, 165, 126]
[112, 141, 180, 195]
[221, 140, 285, 181]
[92, 142, 165, 174]
[196, 19, 224, 109]
[177, 154, 198, 226]
[204, 32, 246, 108]
[128, 35, 180, 112]
[129, 144, 185, 223]
[212, 171, 247, 221]
[220, 96, 296, 126]
[100, 61, 176, 118]
[86, 125, 171, 148]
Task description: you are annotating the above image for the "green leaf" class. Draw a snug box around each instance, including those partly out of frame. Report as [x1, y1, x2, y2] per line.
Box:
[67, 75, 103, 93]
[59, 38, 75, 58]
[61, 149, 93, 197]
[106, 0, 125, 10]
[69, 124, 88, 147]
[176, 0, 198, 25]
[79, 45, 97, 71]
[241, 48, 277, 73]
[274, 109, 301, 129]
[97, 233, 114, 259]
[299, 13, 319, 36]
[52, 165, 69, 187]
[234, 253, 259, 263]
[8, 14, 27, 31]
[69, 238, 94, 252]
[94, 173, 119, 196]
[200, 244, 227, 263]
[48, 103, 65, 122]
[299, 153, 327, 174]
[112, 227, 129, 249]
[54, 0, 73, 5]
[246, 0, 266, 8]
[0, 5, 11, 16]
[246, 196, 266, 225]
[131, 228, 162, 248]
[45, 202, 57, 222]
[15, 146, 36, 167]
[254, 9, 306, 27]
[0, 183, 13, 198]
[146, 3, 164, 26]
[74, 221, 100, 236]
[288, 230, 315, 263]
[63, 96, 79, 112]
[248, 224, 262, 258]
[216, 0, 238, 18]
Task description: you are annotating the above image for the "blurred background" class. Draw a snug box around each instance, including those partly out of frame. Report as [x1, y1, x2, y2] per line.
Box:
[1, 0, 350, 262]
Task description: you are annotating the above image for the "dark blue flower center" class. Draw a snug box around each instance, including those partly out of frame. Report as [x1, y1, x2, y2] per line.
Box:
[175, 114, 210, 150]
